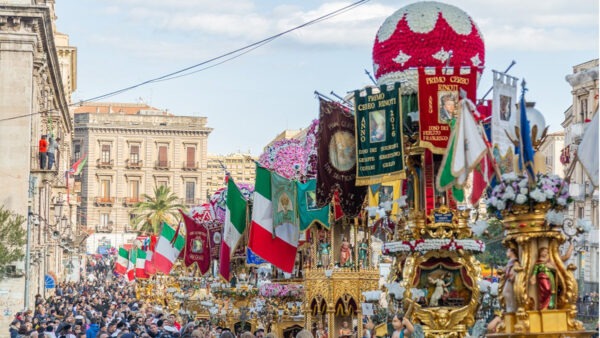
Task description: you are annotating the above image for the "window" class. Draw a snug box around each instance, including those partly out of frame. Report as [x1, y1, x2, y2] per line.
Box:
[158, 145, 168, 167]
[578, 206, 584, 219]
[130, 180, 139, 200]
[580, 97, 588, 120]
[130, 145, 140, 164]
[101, 179, 111, 198]
[185, 181, 195, 204]
[157, 180, 168, 188]
[100, 213, 110, 226]
[186, 146, 196, 168]
[101, 144, 111, 163]
[74, 144, 81, 160]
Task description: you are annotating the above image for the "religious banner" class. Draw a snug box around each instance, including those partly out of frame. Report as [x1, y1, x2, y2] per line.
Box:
[316, 99, 367, 216]
[418, 67, 478, 154]
[190, 204, 222, 260]
[492, 70, 518, 158]
[354, 84, 405, 185]
[180, 210, 211, 275]
[297, 179, 329, 231]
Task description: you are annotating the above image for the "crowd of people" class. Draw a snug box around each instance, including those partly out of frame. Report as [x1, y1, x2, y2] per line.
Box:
[7, 261, 246, 338]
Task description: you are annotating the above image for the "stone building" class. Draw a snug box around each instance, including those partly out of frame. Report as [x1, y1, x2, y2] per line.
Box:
[538, 131, 565, 177]
[73, 103, 211, 253]
[0, 0, 76, 316]
[562, 59, 599, 294]
[206, 153, 257, 197]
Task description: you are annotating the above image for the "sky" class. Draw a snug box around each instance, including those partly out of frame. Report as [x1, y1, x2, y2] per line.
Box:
[55, 0, 599, 156]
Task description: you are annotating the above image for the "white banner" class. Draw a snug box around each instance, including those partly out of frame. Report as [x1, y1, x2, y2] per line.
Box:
[492, 70, 518, 157]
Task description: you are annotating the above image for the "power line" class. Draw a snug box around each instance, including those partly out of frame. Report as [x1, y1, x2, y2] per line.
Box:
[0, 0, 370, 123]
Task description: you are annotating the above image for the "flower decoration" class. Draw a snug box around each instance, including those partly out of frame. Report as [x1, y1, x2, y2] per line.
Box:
[372, 1, 485, 92]
[258, 283, 304, 299]
[383, 238, 485, 254]
[209, 183, 254, 223]
[487, 173, 572, 215]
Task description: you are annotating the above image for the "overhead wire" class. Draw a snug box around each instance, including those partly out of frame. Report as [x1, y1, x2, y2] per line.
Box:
[0, 0, 370, 123]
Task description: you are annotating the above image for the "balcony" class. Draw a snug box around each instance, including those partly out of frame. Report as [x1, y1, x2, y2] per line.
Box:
[182, 161, 199, 171]
[123, 197, 142, 207]
[96, 159, 114, 169]
[125, 159, 143, 169]
[181, 198, 202, 206]
[96, 224, 114, 233]
[154, 160, 171, 170]
[565, 123, 584, 145]
[30, 146, 59, 174]
[94, 196, 115, 206]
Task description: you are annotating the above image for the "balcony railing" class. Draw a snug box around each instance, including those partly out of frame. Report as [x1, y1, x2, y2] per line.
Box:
[125, 159, 143, 169]
[182, 161, 199, 170]
[30, 146, 60, 173]
[155, 160, 170, 170]
[181, 198, 202, 206]
[96, 224, 114, 233]
[94, 196, 115, 206]
[96, 158, 114, 168]
[123, 197, 141, 206]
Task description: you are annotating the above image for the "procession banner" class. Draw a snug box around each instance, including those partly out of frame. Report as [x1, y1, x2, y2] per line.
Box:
[354, 84, 405, 185]
[418, 67, 477, 154]
[367, 180, 402, 215]
[316, 99, 367, 217]
[297, 179, 329, 231]
[491, 70, 518, 158]
[180, 210, 211, 275]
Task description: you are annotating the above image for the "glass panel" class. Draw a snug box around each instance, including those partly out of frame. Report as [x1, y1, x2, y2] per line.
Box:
[186, 181, 195, 203]
[101, 145, 111, 163]
[130, 145, 139, 163]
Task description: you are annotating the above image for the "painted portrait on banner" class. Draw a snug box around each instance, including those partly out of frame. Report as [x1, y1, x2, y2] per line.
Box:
[305, 190, 318, 211]
[328, 131, 356, 172]
[500, 95, 512, 121]
[369, 110, 386, 143]
[439, 92, 458, 124]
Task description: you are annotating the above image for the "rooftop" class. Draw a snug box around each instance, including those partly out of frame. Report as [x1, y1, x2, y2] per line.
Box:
[73, 102, 170, 116]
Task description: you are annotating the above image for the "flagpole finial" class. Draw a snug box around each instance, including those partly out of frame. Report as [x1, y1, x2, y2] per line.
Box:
[521, 79, 528, 95]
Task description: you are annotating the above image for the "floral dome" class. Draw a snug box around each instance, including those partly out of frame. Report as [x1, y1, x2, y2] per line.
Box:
[372, 1, 485, 92]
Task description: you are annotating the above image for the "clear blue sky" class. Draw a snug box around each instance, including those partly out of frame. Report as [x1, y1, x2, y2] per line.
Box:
[55, 0, 598, 155]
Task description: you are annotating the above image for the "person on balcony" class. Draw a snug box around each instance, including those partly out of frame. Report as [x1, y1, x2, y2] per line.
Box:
[47, 136, 60, 170]
[38, 135, 48, 169]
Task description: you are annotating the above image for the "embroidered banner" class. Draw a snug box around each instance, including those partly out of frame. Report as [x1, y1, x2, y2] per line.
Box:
[180, 210, 211, 275]
[418, 67, 477, 154]
[492, 70, 518, 158]
[316, 99, 367, 217]
[354, 84, 405, 185]
[297, 179, 329, 231]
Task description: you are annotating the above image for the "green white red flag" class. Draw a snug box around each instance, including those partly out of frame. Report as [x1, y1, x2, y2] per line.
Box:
[126, 248, 136, 282]
[219, 177, 247, 281]
[136, 248, 149, 279]
[114, 247, 128, 275]
[153, 222, 185, 275]
[144, 235, 157, 275]
[248, 166, 299, 273]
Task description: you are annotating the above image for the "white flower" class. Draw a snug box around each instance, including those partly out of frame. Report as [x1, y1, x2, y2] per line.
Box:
[502, 173, 518, 181]
[530, 188, 547, 202]
[502, 186, 516, 201]
[557, 197, 567, 206]
[544, 190, 555, 199]
[545, 210, 564, 225]
[515, 194, 527, 204]
[496, 200, 506, 210]
[520, 188, 528, 195]
[577, 219, 593, 233]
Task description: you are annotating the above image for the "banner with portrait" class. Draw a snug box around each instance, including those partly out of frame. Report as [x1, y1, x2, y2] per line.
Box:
[492, 70, 518, 158]
[272, 172, 298, 233]
[354, 84, 405, 185]
[297, 179, 329, 231]
[418, 67, 477, 154]
[316, 99, 367, 217]
[180, 210, 211, 275]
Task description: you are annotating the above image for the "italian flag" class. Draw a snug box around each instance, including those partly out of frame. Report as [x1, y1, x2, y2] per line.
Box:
[135, 248, 149, 279]
[144, 235, 157, 275]
[436, 98, 488, 202]
[153, 222, 185, 275]
[114, 247, 128, 275]
[248, 166, 298, 273]
[126, 248, 136, 282]
[219, 177, 247, 281]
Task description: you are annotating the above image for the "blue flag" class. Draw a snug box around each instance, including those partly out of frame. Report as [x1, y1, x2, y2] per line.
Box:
[246, 247, 267, 266]
[518, 82, 535, 183]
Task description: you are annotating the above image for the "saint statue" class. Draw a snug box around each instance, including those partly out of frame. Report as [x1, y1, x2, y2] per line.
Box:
[502, 247, 520, 313]
[358, 238, 369, 268]
[316, 322, 327, 338]
[339, 320, 354, 338]
[529, 243, 573, 310]
[428, 273, 450, 307]
[318, 239, 331, 268]
[340, 236, 352, 267]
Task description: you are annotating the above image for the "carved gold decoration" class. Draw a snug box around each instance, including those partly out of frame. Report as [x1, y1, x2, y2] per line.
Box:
[411, 205, 472, 239]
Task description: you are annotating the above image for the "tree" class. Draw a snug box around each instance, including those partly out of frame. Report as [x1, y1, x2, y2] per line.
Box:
[131, 185, 185, 234]
[476, 218, 508, 276]
[0, 206, 26, 277]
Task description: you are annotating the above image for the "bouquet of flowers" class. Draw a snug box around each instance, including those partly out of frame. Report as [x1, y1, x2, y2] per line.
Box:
[487, 173, 571, 215]
[258, 283, 304, 299]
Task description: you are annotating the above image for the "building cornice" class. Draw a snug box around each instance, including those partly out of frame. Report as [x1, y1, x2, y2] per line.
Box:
[75, 126, 211, 136]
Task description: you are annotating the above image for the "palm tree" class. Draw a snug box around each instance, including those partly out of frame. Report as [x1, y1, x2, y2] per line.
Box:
[131, 185, 186, 234]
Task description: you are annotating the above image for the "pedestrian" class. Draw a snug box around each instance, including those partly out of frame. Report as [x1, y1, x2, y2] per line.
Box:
[39, 135, 48, 169]
[47, 137, 60, 170]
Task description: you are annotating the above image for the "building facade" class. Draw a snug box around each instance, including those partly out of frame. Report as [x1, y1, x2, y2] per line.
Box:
[562, 59, 599, 294]
[0, 0, 76, 316]
[538, 131, 565, 177]
[73, 103, 212, 253]
[206, 153, 257, 197]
